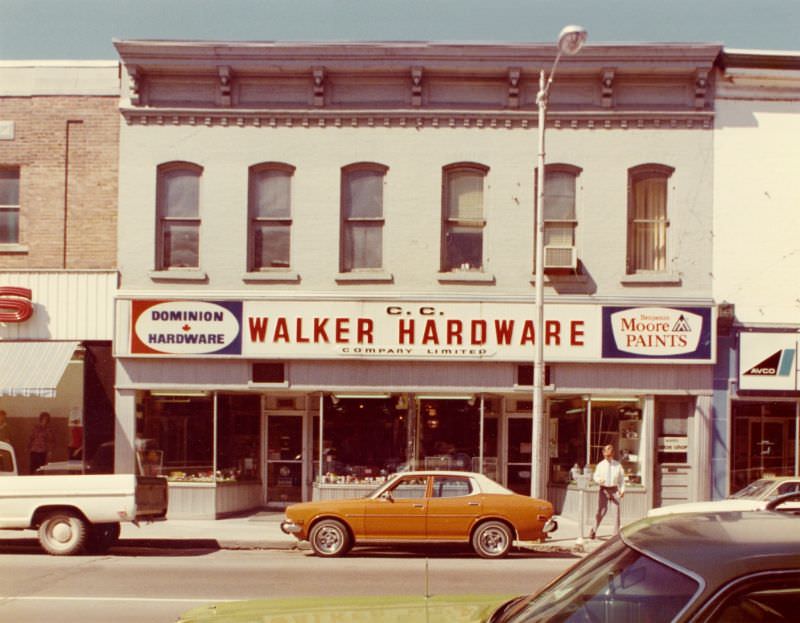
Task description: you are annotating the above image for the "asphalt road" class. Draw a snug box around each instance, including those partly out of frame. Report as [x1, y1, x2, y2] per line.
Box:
[0, 541, 578, 623]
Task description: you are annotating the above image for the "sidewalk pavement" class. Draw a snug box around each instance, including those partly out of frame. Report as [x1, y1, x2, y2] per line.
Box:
[0, 511, 617, 555]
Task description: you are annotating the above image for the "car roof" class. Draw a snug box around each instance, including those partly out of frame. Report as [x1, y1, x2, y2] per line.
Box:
[390, 471, 513, 494]
[624, 511, 800, 581]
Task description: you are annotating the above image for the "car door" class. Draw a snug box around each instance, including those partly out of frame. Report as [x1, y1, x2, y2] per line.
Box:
[363, 475, 429, 540]
[426, 475, 481, 540]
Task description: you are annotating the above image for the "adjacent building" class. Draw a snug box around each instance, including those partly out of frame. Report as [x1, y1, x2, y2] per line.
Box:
[112, 40, 720, 518]
[0, 62, 120, 473]
[712, 49, 800, 498]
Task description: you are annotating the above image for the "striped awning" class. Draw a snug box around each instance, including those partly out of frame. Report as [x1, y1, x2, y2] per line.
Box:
[0, 341, 79, 398]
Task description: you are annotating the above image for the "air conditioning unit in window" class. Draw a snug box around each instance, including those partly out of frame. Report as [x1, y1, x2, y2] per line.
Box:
[543, 245, 577, 271]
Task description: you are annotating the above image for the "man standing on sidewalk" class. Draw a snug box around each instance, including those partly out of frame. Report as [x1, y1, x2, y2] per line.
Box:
[589, 444, 625, 539]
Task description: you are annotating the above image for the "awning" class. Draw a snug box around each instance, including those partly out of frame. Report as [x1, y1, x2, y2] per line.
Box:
[0, 341, 79, 398]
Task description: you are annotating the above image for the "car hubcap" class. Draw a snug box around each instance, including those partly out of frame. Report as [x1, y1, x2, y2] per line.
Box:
[481, 528, 507, 554]
[52, 521, 72, 544]
[316, 526, 342, 553]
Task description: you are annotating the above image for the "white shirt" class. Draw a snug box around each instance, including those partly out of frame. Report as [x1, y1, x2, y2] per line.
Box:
[593, 458, 625, 493]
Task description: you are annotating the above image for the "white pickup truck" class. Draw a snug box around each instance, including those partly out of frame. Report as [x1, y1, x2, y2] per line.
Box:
[0, 440, 168, 555]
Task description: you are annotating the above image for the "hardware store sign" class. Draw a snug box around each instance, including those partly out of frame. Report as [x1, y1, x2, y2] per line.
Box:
[127, 300, 714, 363]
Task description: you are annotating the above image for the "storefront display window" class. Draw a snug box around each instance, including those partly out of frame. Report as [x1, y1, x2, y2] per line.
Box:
[140, 393, 213, 481]
[549, 397, 643, 486]
[314, 397, 407, 483]
[217, 394, 261, 482]
[418, 399, 482, 472]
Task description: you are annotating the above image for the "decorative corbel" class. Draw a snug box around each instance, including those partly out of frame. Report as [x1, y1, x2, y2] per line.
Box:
[507, 67, 521, 109]
[601, 69, 615, 108]
[127, 65, 141, 106]
[694, 69, 709, 109]
[217, 66, 232, 107]
[313, 67, 325, 107]
[411, 66, 423, 107]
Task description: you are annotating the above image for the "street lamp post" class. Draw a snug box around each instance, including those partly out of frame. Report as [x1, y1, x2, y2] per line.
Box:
[531, 26, 587, 500]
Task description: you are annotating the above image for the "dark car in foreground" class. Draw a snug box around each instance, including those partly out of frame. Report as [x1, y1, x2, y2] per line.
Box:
[177, 495, 800, 623]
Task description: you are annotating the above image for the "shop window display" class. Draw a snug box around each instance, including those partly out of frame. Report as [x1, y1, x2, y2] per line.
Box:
[217, 394, 261, 482]
[549, 397, 643, 486]
[419, 399, 482, 472]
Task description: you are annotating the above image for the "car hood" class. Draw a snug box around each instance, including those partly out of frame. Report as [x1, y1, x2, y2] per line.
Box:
[646, 498, 766, 517]
[177, 594, 511, 623]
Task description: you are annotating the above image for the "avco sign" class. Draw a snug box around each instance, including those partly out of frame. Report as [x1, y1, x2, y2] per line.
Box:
[739, 332, 799, 391]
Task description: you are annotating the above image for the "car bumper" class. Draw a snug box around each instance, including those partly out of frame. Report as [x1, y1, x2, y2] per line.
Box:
[280, 520, 302, 535]
[542, 518, 558, 533]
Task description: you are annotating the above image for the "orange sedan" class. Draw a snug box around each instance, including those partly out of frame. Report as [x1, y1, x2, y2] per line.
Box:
[280, 471, 556, 558]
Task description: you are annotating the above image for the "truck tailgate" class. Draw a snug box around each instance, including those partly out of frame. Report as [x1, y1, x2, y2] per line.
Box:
[135, 476, 168, 519]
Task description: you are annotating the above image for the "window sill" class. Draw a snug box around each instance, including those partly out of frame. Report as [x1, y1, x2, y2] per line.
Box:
[149, 269, 208, 283]
[0, 243, 29, 254]
[335, 271, 394, 284]
[243, 271, 300, 284]
[438, 271, 496, 284]
[530, 273, 589, 285]
[620, 272, 682, 286]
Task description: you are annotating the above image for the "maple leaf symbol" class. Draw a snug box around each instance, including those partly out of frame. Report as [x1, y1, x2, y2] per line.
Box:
[182, 324, 191, 331]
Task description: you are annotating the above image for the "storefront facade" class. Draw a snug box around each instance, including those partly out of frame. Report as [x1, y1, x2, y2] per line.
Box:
[0, 62, 120, 473]
[711, 50, 800, 498]
[113, 40, 719, 518]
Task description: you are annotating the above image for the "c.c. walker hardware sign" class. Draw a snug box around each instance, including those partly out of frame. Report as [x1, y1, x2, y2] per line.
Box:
[123, 300, 715, 364]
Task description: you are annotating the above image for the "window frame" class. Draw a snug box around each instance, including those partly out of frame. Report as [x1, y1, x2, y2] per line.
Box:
[534, 163, 582, 270]
[441, 162, 489, 273]
[0, 167, 21, 245]
[626, 163, 674, 275]
[156, 161, 203, 270]
[339, 162, 388, 273]
[247, 162, 295, 272]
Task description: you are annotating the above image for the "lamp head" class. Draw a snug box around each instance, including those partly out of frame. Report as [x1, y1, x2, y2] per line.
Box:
[557, 25, 588, 55]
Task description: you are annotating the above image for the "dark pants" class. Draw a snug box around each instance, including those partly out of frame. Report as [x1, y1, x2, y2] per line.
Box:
[30, 451, 47, 474]
[594, 486, 621, 535]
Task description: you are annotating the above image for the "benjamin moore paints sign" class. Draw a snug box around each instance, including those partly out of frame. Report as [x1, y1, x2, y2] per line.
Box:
[739, 332, 799, 391]
[126, 299, 715, 363]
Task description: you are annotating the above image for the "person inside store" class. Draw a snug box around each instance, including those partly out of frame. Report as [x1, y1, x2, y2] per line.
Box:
[589, 444, 625, 539]
[28, 411, 54, 474]
[0, 410, 10, 443]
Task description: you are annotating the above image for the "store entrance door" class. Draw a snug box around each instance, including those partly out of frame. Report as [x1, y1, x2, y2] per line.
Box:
[265, 415, 303, 507]
[506, 418, 532, 495]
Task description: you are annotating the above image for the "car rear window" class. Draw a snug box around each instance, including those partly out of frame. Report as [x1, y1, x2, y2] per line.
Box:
[500, 538, 699, 623]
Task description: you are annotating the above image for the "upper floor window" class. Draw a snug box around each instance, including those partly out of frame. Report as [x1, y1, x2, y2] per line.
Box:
[627, 164, 674, 274]
[537, 164, 582, 271]
[248, 163, 294, 270]
[0, 168, 20, 244]
[442, 163, 488, 272]
[156, 162, 202, 269]
[340, 163, 387, 272]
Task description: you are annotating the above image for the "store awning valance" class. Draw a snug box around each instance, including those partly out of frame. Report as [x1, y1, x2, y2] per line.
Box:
[0, 341, 79, 398]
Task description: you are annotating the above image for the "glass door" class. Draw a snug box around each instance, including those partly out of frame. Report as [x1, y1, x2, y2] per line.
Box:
[506, 417, 532, 494]
[265, 415, 303, 506]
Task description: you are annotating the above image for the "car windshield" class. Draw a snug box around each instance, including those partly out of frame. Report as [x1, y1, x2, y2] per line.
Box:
[494, 537, 699, 623]
[729, 479, 773, 499]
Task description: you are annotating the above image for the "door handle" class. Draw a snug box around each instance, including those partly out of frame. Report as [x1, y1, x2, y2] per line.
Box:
[468, 502, 479, 506]
[413, 503, 425, 509]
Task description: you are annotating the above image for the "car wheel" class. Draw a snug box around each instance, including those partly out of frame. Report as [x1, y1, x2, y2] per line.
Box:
[309, 519, 351, 557]
[472, 520, 513, 559]
[86, 522, 121, 553]
[38, 510, 88, 556]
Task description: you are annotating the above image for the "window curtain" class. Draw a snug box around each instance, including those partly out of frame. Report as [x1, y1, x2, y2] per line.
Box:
[632, 176, 667, 271]
[543, 171, 575, 247]
[448, 171, 483, 221]
[343, 169, 383, 270]
[250, 170, 291, 269]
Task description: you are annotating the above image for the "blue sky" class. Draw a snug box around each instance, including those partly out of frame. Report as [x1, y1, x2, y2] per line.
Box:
[1, 0, 798, 59]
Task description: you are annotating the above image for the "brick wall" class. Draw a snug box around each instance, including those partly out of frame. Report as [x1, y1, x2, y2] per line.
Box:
[0, 96, 119, 269]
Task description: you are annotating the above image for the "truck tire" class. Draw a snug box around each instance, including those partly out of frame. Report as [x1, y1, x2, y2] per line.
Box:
[86, 522, 121, 553]
[38, 510, 88, 556]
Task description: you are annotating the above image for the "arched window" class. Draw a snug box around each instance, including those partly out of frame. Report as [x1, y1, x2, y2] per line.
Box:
[248, 163, 295, 270]
[627, 164, 674, 274]
[442, 163, 489, 272]
[340, 163, 388, 272]
[156, 162, 202, 269]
